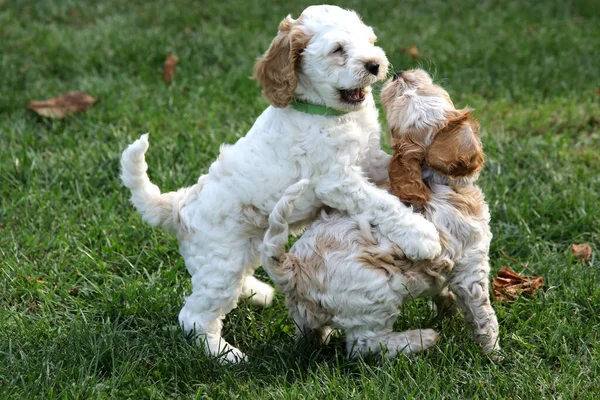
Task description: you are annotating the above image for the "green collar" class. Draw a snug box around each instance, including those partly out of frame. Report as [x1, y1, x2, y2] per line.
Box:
[290, 98, 350, 117]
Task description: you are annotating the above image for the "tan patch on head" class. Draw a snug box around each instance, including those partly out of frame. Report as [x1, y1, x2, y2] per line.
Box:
[382, 69, 437, 116]
[426, 109, 484, 178]
[416, 85, 454, 108]
[253, 15, 311, 107]
[401, 69, 433, 86]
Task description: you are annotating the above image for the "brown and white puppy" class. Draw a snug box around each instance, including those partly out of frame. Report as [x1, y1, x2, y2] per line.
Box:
[261, 69, 500, 359]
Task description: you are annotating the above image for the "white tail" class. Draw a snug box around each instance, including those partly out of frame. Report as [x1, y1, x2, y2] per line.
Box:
[120, 134, 178, 232]
[261, 179, 310, 288]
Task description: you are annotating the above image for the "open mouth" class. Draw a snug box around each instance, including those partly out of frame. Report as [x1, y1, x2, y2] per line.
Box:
[340, 87, 366, 104]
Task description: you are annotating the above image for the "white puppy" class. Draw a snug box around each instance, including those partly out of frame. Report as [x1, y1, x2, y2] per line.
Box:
[261, 70, 499, 359]
[120, 6, 440, 362]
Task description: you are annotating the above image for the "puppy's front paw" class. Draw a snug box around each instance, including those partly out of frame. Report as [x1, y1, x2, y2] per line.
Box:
[394, 218, 441, 261]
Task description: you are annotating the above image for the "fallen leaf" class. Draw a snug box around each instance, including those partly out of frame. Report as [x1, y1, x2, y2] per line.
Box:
[596, 88, 600, 96]
[184, 26, 194, 37]
[492, 266, 544, 302]
[163, 54, 180, 84]
[407, 45, 419, 60]
[27, 92, 98, 119]
[19, 65, 28, 73]
[571, 243, 592, 263]
[27, 276, 47, 284]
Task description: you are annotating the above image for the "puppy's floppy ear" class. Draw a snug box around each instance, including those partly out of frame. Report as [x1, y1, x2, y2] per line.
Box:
[426, 109, 484, 178]
[253, 16, 310, 107]
[389, 131, 431, 205]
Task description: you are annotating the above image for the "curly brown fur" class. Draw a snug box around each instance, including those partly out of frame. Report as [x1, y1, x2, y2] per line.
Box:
[252, 16, 311, 107]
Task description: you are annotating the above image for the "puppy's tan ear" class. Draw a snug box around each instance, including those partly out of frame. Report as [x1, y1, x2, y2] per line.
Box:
[253, 16, 310, 107]
[426, 109, 484, 178]
[389, 134, 431, 205]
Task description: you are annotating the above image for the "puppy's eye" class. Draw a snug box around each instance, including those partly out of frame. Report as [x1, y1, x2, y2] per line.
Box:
[331, 45, 344, 55]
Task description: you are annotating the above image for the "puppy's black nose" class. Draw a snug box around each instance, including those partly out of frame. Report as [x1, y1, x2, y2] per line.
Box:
[393, 70, 405, 81]
[365, 62, 380, 76]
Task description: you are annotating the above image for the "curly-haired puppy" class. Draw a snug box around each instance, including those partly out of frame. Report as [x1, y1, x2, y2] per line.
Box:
[120, 7, 441, 362]
[261, 69, 500, 358]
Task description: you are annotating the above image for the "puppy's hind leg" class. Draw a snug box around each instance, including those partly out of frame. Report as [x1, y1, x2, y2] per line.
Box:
[178, 247, 252, 363]
[450, 262, 500, 358]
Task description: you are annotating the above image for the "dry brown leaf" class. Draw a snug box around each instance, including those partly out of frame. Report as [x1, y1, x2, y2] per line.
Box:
[596, 88, 600, 96]
[571, 243, 592, 262]
[184, 26, 194, 37]
[492, 266, 544, 302]
[27, 92, 97, 119]
[407, 45, 419, 60]
[163, 55, 180, 84]
[27, 276, 47, 284]
[399, 45, 420, 60]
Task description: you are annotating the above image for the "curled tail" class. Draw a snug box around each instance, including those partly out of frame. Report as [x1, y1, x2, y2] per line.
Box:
[120, 134, 179, 232]
[261, 179, 310, 289]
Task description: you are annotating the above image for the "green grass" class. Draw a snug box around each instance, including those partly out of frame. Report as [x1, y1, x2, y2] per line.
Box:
[1, 0, 599, 398]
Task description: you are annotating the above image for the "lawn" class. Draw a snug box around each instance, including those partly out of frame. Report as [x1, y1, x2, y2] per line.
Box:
[1, 0, 599, 398]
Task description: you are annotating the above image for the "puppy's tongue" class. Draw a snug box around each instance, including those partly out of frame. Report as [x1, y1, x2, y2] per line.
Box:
[347, 88, 365, 102]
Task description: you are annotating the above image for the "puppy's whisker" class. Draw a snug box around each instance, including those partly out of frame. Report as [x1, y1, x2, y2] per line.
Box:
[384, 63, 395, 79]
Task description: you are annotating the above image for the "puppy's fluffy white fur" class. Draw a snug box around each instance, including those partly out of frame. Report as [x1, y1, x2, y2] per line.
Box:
[261, 70, 500, 359]
[120, 6, 440, 362]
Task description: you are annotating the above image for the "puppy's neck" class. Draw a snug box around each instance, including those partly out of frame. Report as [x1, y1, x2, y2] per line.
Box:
[295, 75, 327, 106]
